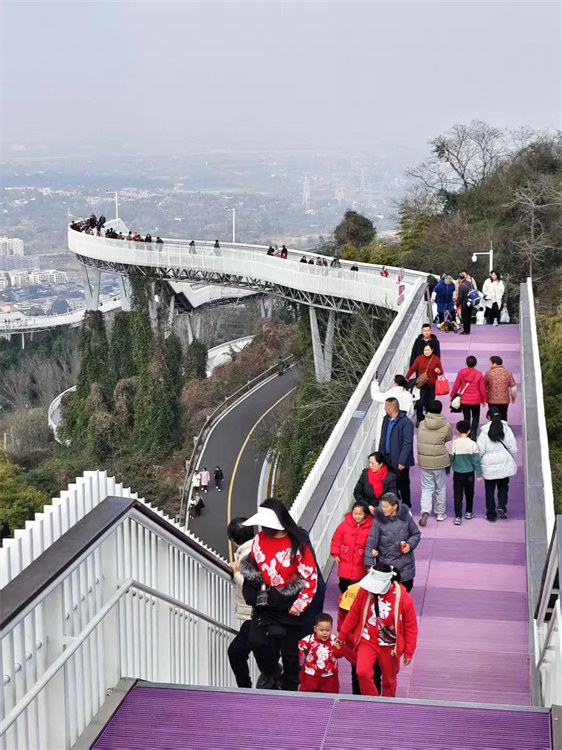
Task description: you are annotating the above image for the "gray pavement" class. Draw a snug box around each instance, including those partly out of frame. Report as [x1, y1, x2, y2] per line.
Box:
[188, 366, 299, 558]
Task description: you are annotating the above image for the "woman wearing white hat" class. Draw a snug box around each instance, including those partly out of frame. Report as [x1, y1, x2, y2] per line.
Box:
[239, 498, 319, 691]
[337, 563, 418, 697]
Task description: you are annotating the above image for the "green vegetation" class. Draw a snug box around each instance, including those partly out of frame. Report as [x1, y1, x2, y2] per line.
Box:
[0, 452, 49, 538]
[538, 314, 562, 514]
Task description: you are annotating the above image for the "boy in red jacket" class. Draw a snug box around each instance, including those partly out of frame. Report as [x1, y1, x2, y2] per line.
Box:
[337, 565, 418, 697]
[298, 613, 344, 693]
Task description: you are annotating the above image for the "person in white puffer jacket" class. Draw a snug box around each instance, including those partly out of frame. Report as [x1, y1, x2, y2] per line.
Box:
[477, 407, 517, 523]
[371, 375, 415, 419]
[482, 270, 505, 326]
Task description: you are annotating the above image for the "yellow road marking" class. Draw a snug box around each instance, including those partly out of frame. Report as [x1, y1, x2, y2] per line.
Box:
[227, 387, 296, 561]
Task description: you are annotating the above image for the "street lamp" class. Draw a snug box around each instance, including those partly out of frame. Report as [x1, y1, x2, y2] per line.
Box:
[224, 207, 236, 244]
[471, 241, 494, 272]
[105, 191, 119, 224]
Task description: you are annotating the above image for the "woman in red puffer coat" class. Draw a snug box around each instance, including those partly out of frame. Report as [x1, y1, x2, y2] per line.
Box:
[330, 503, 374, 593]
[450, 355, 487, 440]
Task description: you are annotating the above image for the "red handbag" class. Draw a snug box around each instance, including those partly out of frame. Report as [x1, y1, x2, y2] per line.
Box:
[435, 376, 450, 396]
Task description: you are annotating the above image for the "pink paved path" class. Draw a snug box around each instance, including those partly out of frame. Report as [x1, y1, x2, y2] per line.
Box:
[324, 323, 530, 705]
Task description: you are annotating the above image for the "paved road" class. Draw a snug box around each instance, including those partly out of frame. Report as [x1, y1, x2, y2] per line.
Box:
[189, 366, 299, 558]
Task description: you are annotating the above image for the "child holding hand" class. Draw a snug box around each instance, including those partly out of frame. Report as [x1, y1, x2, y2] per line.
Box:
[298, 613, 343, 693]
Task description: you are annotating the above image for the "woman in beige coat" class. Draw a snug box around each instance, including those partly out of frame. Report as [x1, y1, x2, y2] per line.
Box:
[416, 400, 453, 526]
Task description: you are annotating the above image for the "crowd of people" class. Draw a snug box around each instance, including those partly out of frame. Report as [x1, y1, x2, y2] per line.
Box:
[188, 466, 224, 519]
[430, 269, 508, 333]
[70, 215, 165, 245]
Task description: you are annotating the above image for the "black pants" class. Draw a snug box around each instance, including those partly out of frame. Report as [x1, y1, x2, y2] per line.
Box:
[453, 472, 475, 517]
[461, 305, 472, 333]
[396, 466, 411, 507]
[462, 404, 481, 440]
[485, 477, 510, 519]
[338, 577, 360, 594]
[490, 403, 509, 422]
[260, 624, 301, 691]
[228, 620, 274, 688]
[416, 383, 435, 424]
[486, 303, 500, 325]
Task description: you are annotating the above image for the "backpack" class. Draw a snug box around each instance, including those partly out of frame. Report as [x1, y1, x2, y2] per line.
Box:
[467, 289, 483, 308]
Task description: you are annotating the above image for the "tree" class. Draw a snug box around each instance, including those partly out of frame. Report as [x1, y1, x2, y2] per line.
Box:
[110, 312, 135, 381]
[0, 451, 48, 538]
[185, 338, 208, 379]
[334, 210, 376, 248]
[76, 311, 112, 400]
[0, 364, 32, 410]
[130, 276, 154, 373]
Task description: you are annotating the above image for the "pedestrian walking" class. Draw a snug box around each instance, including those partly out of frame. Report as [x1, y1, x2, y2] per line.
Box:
[371, 374, 414, 419]
[456, 273, 474, 335]
[450, 355, 487, 440]
[330, 503, 374, 593]
[409, 324, 441, 365]
[298, 614, 344, 694]
[485, 356, 517, 422]
[200, 467, 210, 493]
[378, 397, 415, 508]
[431, 276, 455, 324]
[353, 452, 398, 512]
[406, 344, 444, 426]
[450, 420, 482, 525]
[482, 270, 505, 326]
[214, 466, 224, 492]
[417, 400, 452, 526]
[191, 469, 201, 493]
[477, 407, 518, 522]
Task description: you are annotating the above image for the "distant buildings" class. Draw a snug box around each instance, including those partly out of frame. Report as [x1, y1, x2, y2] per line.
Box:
[0, 236, 24, 256]
[5, 269, 68, 288]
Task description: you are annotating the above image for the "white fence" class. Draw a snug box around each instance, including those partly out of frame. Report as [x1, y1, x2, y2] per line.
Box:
[68, 230, 425, 312]
[0, 501, 237, 750]
[290, 279, 427, 569]
[0, 298, 121, 335]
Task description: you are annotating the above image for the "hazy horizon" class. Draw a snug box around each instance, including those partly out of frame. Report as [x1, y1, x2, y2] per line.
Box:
[1, 1, 560, 156]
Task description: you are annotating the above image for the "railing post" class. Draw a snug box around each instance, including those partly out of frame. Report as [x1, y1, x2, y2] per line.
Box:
[42, 583, 68, 749]
[156, 537, 171, 683]
[100, 531, 120, 694]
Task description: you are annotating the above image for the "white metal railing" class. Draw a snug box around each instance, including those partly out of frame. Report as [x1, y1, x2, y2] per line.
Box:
[206, 335, 254, 375]
[534, 516, 562, 707]
[290, 280, 427, 569]
[0, 470, 225, 589]
[0, 503, 238, 750]
[68, 230, 425, 312]
[0, 298, 121, 334]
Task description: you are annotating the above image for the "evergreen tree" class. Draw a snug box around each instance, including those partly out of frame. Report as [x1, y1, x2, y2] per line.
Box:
[334, 210, 376, 248]
[0, 451, 48, 538]
[185, 338, 208, 379]
[111, 311, 135, 381]
[130, 275, 154, 373]
[76, 311, 113, 400]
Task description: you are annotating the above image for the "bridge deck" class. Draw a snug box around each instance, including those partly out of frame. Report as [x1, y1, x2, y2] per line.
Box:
[325, 322, 529, 704]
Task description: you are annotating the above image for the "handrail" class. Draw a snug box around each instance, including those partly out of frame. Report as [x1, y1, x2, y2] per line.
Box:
[0, 496, 231, 632]
[0, 577, 237, 738]
[179, 353, 297, 523]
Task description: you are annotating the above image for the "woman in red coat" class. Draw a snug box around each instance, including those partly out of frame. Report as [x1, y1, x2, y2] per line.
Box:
[330, 503, 373, 593]
[406, 343, 444, 426]
[450, 355, 487, 439]
[337, 564, 418, 697]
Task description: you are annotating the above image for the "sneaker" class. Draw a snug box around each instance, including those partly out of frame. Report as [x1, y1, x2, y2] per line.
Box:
[493, 320, 499, 326]
[436, 514, 447, 522]
[497, 508, 508, 519]
[419, 512, 429, 527]
[454, 517, 461, 525]
[464, 512, 475, 520]
[485, 516, 497, 523]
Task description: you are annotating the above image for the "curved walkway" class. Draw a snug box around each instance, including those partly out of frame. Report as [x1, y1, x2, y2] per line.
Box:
[188, 365, 299, 559]
[325, 323, 529, 704]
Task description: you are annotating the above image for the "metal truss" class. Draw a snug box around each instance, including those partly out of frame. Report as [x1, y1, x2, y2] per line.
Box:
[76, 255, 384, 315]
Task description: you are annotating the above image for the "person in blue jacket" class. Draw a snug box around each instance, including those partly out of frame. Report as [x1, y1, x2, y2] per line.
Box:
[432, 275, 455, 324]
[378, 397, 415, 508]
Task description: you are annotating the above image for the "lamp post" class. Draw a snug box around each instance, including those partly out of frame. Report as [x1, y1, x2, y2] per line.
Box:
[471, 241, 494, 273]
[105, 191, 119, 224]
[224, 207, 236, 244]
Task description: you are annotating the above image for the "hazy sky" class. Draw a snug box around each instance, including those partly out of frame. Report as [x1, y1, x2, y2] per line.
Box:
[1, 0, 560, 153]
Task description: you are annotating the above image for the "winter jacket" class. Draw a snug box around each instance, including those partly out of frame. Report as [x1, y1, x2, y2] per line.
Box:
[232, 539, 253, 621]
[417, 413, 453, 470]
[240, 554, 305, 628]
[456, 280, 473, 309]
[330, 512, 374, 581]
[378, 412, 415, 468]
[199, 469, 211, 486]
[371, 381, 414, 419]
[477, 422, 518, 480]
[409, 333, 441, 366]
[450, 436, 482, 477]
[450, 367, 487, 406]
[353, 467, 398, 508]
[338, 583, 418, 661]
[432, 280, 455, 313]
[485, 367, 517, 405]
[363, 504, 421, 583]
[482, 278, 505, 307]
[406, 355, 444, 386]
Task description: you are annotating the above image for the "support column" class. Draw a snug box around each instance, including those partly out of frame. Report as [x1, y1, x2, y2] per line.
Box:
[259, 296, 273, 319]
[148, 282, 158, 332]
[186, 312, 202, 344]
[165, 293, 176, 339]
[118, 275, 132, 312]
[309, 307, 336, 383]
[21, 332, 25, 350]
[81, 265, 102, 311]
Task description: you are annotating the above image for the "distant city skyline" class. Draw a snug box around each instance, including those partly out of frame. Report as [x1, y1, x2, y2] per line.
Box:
[1, 1, 560, 155]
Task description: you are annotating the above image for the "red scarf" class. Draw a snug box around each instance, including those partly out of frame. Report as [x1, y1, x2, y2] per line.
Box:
[367, 465, 388, 500]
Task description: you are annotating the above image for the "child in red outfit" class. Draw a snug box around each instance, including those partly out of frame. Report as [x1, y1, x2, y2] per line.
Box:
[299, 613, 343, 693]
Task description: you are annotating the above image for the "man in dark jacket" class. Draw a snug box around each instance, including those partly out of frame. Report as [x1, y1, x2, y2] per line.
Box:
[409, 324, 441, 366]
[378, 398, 414, 507]
[457, 273, 474, 335]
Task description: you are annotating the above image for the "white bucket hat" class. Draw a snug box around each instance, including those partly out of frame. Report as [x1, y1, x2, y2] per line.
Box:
[241, 507, 284, 531]
[359, 566, 394, 595]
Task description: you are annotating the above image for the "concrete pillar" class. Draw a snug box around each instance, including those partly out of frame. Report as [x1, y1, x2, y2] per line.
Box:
[259, 296, 273, 319]
[21, 332, 25, 350]
[165, 293, 176, 339]
[118, 275, 132, 312]
[186, 312, 202, 344]
[81, 265, 102, 310]
[309, 307, 336, 383]
[148, 282, 158, 332]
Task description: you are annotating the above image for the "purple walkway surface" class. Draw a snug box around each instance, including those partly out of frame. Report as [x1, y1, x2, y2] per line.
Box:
[93, 685, 551, 750]
[325, 323, 530, 704]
